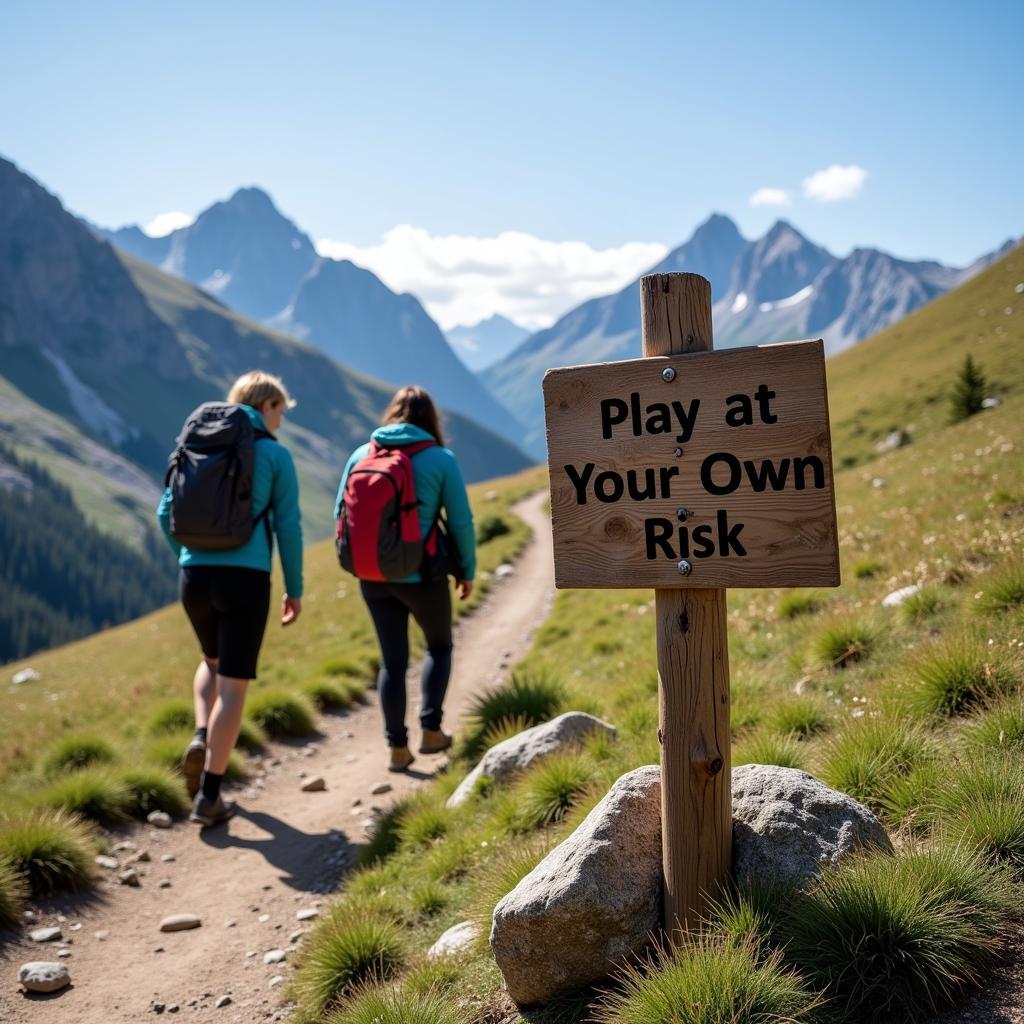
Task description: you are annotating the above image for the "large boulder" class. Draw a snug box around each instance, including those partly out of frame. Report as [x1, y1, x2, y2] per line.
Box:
[447, 711, 617, 808]
[732, 763, 893, 887]
[489, 765, 661, 1007]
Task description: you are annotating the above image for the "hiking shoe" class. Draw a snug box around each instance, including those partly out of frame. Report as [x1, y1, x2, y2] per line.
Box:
[419, 729, 453, 755]
[182, 736, 206, 799]
[189, 793, 237, 828]
[388, 746, 416, 773]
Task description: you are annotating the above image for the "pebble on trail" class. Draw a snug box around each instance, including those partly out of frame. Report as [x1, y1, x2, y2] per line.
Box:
[148, 810, 173, 828]
[159, 913, 201, 932]
[30, 926, 62, 943]
[19, 961, 70, 993]
[300, 775, 326, 792]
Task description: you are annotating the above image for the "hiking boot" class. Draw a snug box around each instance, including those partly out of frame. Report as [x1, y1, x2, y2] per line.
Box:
[181, 736, 206, 799]
[419, 729, 453, 755]
[189, 793, 237, 828]
[388, 746, 415, 773]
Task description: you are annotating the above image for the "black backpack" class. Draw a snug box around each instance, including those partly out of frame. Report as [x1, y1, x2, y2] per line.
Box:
[165, 403, 274, 551]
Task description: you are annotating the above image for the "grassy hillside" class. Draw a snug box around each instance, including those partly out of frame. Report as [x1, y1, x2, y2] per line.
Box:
[827, 242, 1022, 467]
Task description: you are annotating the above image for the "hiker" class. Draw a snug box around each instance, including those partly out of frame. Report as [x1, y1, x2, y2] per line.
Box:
[157, 371, 303, 827]
[335, 385, 477, 773]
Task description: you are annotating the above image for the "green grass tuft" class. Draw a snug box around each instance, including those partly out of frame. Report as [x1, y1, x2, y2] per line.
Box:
[117, 766, 188, 818]
[476, 514, 512, 544]
[814, 617, 881, 669]
[146, 700, 194, 736]
[409, 880, 448, 918]
[784, 844, 1018, 1021]
[42, 734, 117, 775]
[397, 803, 449, 848]
[909, 640, 1016, 717]
[323, 983, 461, 1024]
[461, 670, 567, 761]
[901, 586, 942, 622]
[820, 718, 932, 812]
[321, 656, 368, 679]
[292, 913, 404, 1018]
[767, 697, 828, 738]
[852, 558, 885, 579]
[594, 938, 818, 1024]
[733, 731, 807, 770]
[304, 677, 364, 712]
[0, 854, 29, 927]
[39, 767, 131, 825]
[0, 809, 95, 896]
[963, 696, 1024, 754]
[246, 689, 316, 739]
[778, 591, 824, 620]
[973, 562, 1024, 616]
[517, 751, 596, 828]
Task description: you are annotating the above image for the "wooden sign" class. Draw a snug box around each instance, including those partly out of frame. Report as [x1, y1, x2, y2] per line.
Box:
[543, 339, 840, 590]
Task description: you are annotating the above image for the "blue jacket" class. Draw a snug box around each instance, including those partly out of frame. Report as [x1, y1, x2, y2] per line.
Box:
[157, 405, 304, 597]
[336, 423, 477, 582]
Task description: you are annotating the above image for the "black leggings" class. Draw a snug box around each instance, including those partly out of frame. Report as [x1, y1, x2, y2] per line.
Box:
[360, 579, 453, 748]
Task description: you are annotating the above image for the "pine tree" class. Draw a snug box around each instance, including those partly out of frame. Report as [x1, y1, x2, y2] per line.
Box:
[949, 354, 987, 424]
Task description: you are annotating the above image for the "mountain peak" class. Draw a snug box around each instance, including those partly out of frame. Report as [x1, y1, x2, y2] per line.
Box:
[223, 185, 279, 212]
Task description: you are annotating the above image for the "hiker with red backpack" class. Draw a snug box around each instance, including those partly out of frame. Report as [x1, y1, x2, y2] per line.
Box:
[157, 371, 303, 827]
[336, 386, 477, 773]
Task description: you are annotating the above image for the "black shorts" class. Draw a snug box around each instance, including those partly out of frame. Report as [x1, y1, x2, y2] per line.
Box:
[179, 566, 271, 679]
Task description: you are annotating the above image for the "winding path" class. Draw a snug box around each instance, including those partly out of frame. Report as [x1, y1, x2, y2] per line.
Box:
[0, 491, 554, 1022]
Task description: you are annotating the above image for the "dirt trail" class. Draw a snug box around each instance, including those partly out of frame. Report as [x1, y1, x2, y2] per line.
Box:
[0, 492, 554, 1022]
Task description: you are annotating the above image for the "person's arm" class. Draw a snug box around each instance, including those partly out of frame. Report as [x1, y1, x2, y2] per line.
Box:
[271, 447, 304, 602]
[334, 449, 361, 521]
[155, 487, 183, 559]
[440, 452, 477, 584]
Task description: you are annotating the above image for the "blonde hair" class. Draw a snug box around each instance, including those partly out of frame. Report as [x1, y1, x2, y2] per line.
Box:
[382, 385, 445, 446]
[227, 370, 296, 410]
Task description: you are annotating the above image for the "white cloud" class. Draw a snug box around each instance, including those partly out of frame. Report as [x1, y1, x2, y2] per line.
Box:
[316, 225, 668, 331]
[802, 164, 868, 202]
[143, 210, 194, 237]
[749, 187, 792, 208]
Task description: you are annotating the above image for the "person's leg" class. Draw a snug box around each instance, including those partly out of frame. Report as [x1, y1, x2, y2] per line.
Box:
[403, 581, 454, 744]
[192, 657, 219, 732]
[361, 582, 412, 749]
[204, 675, 249, 780]
[180, 569, 221, 797]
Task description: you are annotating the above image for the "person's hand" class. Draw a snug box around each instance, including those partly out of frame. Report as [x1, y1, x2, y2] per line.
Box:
[456, 579, 474, 601]
[282, 595, 302, 626]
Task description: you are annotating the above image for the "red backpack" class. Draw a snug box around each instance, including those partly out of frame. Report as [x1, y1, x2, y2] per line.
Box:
[336, 440, 438, 580]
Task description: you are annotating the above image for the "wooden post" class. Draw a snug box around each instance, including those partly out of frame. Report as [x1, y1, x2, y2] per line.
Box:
[640, 272, 732, 938]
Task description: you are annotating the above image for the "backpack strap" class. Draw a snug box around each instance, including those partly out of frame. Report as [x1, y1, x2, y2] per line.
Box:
[252, 428, 277, 548]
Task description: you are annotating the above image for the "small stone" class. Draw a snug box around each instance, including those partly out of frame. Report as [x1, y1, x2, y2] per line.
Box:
[30, 926, 62, 943]
[95, 930, 109, 941]
[159, 878, 172, 889]
[215, 995, 232, 1009]
[154, 946, 165, 953]
[159, 913, 201, 932]
[370, 782, 392, 796]
[269, 975, 285, 988]
[300, 775, 326, 792]
[246, 951, 256, 959]
[495, 562, 515, 578]
[427, 920, 480, 960]
[12, 667, 41, 686]
[161, 853, 175, 862]
[258, 913, 270, 923]
[70, 923, 82, 931]
[289, 929, 304, 944]
[225, 919, 237, 928]
[19, 961, 70, 993]
[296, 908, 318, 921]
[263, 948, 287, 964]
[359, 817, 376, 829]
[22, 910, 38, 922]
[95, 854, 120, 870]
[118, 868, 141, 887]
[168, 1006, 180, 1014]
[882, 583, 922, 608]
[147, 810, 173, 828]
[351, 797, 362, 807]
[133, 849, 152, 863]
[261, 883, 273, 891]
[152, 1001, 166, 1014]
[57, 948, 72, 958]
[112, 840, 137, 852]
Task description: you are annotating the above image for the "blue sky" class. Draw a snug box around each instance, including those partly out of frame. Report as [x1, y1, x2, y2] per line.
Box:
[3, 2, 1021, 328]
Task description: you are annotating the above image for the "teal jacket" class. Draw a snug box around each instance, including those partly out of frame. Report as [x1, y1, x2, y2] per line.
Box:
[156, 405, 304, 596]
[336, 423, 477, 582]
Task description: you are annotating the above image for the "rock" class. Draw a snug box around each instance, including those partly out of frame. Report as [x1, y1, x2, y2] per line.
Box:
[118, 868, 141, 887]
[132, 849, 152, 863]
[427, 920, 479, 960]
[18, 961, 70, 993]
[263, 948, 286, 964]
[871, 477, 887, 488]
[490, 765, 661, 1006]
[30, 926, 62, 943]
[152, 1001, 166, 1014]
[289, 929, 304, 944]
[982, 396, 1002, 409]
[296, 907, 318, 921]
[168, 1005, 179, 1013]
[370, 782, 392, 796]
[875, 428, 911, 453]
[95, 854, 119, 870]
[159, 913, 201, 932]
[269, 975, 285, 988]
[159, 878, 172, 888]
[22, 910, 38, 922]
[215, 995, 232, 1008]
[160, 853, 176, 863]
[57, 948, 72, 958]
[300, 775, 326, 792]
[882, 583, 922, 608]
[112, 840, 137, 852]
[12, 667, 41, 686]
[448, 712, 617, 808]
[225, 919, 237, 928]
[147, 811, 173, 829]
[731, 764, 892, 888]
[95, 930, 109, 941]
[495, 563, 515, 578]
[258, 913, 270, 923]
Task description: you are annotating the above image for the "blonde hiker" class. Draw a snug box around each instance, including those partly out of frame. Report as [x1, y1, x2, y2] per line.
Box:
[157, 371, 304, 827]
[335, 386, 477, 773]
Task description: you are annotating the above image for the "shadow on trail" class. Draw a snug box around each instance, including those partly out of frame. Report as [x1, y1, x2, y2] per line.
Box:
[198, 808, 354, 893]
